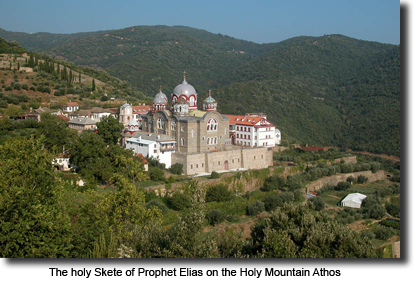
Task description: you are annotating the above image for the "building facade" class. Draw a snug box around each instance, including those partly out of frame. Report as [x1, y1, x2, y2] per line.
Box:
[131, 74, 273, 175]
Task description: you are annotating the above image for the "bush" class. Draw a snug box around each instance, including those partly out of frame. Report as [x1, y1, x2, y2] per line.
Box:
[205, 184, 233, 202]
[169, 163, 183, 175]
[21, 83, 29, 90]
[149, 167, 165, 181]
[336, 181, 351, 191]
[263, 194, 283, 211]
[374, 226, 395, 240]
[261, 175, 285, 191]
[310, 196, 325, 211]
[210, 171, 220, 179]
[166, 175, 176, 184]
[357, 175, 368, 184]
[169, 192, 192, 210]
[246, 201, 265, 216]
[346, 176, 356, 184]
[360, 230, 375, 240]
[145, 199, 168, 214]
[206, 209, 226, 225]
[385, 202, 400, 218]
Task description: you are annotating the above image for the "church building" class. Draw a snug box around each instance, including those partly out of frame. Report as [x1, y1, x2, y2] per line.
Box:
[122, 73, 273, 175]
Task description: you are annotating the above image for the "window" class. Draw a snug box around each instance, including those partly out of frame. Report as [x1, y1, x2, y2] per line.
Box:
[218, 161, 220, 165]
[181, 125, 185, 132]
[191, 165, 193, 169]
[202, 163, 204, 167]
[254, 156, 256, 160]
[196, 164, 198, 168]
[171, 121, 176, 131]
[207, 118, 218, 132]
[154, 150, 157, 153]
[181, 138, 185, 146]
[157, 118, 164, 129]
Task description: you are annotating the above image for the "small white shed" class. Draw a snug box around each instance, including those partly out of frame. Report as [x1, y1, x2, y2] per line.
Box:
[341, 193, 367, 208]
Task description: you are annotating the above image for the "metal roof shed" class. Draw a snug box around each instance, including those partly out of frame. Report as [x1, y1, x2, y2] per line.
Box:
[341, 193, 367, 209]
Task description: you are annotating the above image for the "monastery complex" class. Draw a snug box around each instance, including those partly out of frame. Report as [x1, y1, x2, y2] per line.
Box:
[120, 74, 281, 175]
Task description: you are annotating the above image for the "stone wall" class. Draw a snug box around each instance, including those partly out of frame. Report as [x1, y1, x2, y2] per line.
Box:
[306, 170, 386, 192]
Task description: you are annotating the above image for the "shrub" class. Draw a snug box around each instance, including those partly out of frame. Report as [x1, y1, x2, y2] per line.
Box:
[310, 196, 325, 211]
[357, 175, 368, 184]
[374, 226, 395, 240]
[13, 83, 21, 90]
[169, 192, 192, 210]
[205, 184, 233, 202]
[210, 171, 220, 179]
[261, 175, 285, 191]
[385, 202, 400, 218]
[206, 209, 226, 225]
[346, 176, 356, 184]
[21, 83, 29, 90]
[263, 194, 283, 211]
[145, 199, 168, 214]
[360, 230, 375, 240]
[246, 201, 265, 216]
[149, 167, 165, 181]
[336, 181, 351, 191]
[4, 85, 12, 91]
[169, 163, 183, 175]
[167, 175, 176, 184]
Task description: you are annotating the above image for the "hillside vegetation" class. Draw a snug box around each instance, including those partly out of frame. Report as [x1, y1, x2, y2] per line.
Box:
[0, 26, 400, 155]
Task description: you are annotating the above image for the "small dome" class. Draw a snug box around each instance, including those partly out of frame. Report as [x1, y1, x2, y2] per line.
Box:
[128, 119, 139, 126]
[153, 95, 165, 104]
[203, 90, 216, 103]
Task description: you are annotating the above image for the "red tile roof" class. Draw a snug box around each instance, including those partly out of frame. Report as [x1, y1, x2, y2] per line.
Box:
[224, 114, 274, 127]
[132, 105, 151, 113]
[65, 102, 79, 107]
[135, 153, 149, 164]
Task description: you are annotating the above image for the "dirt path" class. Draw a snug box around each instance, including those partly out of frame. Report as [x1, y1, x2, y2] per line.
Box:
[346, 149, 400, 163]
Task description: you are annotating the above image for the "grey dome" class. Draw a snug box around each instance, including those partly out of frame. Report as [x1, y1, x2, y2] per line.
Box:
[153, 91, 167, 104]
[128, 119, 139, 126]
[172, 78, 196, 97]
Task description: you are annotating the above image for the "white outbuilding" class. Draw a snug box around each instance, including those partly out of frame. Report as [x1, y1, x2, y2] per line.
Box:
[341, 193, 367, 208]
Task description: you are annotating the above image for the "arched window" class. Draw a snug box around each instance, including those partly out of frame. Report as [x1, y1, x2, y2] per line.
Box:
[171, 121, 176, 131]
[189, 96, 195, 106]
[207, 118, 218, 132]
[207, 138, 210, 145]
[181, 138, 185, 146]
[157, 118, 164, 129]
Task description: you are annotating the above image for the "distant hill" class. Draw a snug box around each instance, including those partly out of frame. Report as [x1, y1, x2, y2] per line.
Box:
[0, 26, 400, 155]
[0, 37, 26, 54]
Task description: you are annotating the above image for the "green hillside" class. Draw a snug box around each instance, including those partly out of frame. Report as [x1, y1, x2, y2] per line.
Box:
[0, 26, 400, 155]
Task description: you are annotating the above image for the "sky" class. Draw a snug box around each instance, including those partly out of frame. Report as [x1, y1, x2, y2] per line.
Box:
[0, 0, 400, 44]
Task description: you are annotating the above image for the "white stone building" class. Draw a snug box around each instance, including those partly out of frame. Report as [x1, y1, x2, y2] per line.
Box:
[125, 132, 176, 168]
[225, 114, 278, 149]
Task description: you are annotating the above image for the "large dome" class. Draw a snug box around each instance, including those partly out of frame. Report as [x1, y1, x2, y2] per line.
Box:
[172, 78, 197, 97]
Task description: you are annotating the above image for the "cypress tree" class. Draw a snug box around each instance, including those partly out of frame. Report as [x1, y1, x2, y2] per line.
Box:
[79, 73, 81, 83]
[92, 78, 96, 91]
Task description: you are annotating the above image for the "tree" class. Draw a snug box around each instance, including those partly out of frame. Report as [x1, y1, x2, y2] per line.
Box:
[36, 112, 76, 153]
[96, 115, 123, 145]
[0, 137, 73, 257]
[92, 78, 96, 91]
[169, 163, 183, 175]
[205, 184, 233, 202]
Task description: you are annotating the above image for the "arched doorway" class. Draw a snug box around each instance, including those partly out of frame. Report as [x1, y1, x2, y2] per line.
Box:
[224, 160, 229, 170]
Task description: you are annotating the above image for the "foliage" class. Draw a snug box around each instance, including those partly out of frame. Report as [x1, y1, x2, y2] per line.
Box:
[169, 163, 183, 175]
[145, 199, 169, 215]
[205, 184, 233, 202]
[309, 196, 325, 211]
[96, 115, 124, 145]
[0, 137, 72, 257]
[246, 201, 265, 216]
[169, 192, 192, 211]
[261, 175, 285, 191]
[210, 171, 220, 179]
[252, 204, 377, 258]
[357, 175, 368, 184]
[206, 209, 226, 226]
[149, 166, 165, 181]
